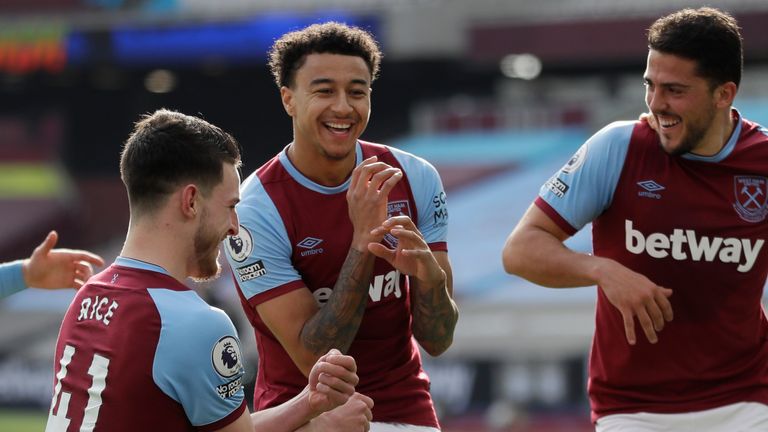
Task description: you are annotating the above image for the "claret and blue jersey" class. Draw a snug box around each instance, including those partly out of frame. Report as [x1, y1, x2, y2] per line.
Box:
[536, 109, 768, 421]
[224, 140, 449, 428]
[46, 257, 246, 432]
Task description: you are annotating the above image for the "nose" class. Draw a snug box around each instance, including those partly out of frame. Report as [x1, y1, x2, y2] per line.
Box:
[646, 87, 664, 113]
[227, 209, 239, 237]
[331, 93, 353, 115]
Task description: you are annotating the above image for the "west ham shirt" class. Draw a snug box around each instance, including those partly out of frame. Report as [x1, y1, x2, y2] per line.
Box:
[225, 141, 449, 428]
[46, 257, 246, 431]
[537, 110, 768, 421]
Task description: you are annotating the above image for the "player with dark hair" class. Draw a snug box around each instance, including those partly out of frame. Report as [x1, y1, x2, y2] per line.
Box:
[0, 231, 103, 298]
[46, 109, 369, 432]
[503, 7, 768, 431]
[225, 22, 457, 431]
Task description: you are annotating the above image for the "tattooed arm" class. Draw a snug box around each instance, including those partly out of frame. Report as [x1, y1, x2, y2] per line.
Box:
[369, 216, 458, 356]
[255, 157, 404, 376]
[299, 248, 375, 355]
[410, 251, 457, 356]
[254, 248, 376, 377]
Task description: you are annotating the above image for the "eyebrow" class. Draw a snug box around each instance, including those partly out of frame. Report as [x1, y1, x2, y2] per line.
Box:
[309, 78, 370, 86]
[644, 77, 690, 88]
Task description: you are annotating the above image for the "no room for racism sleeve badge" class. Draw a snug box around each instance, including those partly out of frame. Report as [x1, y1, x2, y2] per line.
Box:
[212, 336, 244, 399]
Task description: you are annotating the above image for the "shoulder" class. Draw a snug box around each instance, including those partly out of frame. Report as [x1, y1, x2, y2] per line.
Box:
[571, 120, 639, 168]
[148, 289, 234, 333]
[587, 121, 638, 149]
[362, 141, 441, 179]
[149, 289, 238, 376]
[740, 117, 768, 144]
[237, 168, 283, 224]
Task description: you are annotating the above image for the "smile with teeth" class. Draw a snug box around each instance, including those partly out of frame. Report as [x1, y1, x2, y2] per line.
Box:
[658, 116, 681, 129]
[325, 122, 352, 132]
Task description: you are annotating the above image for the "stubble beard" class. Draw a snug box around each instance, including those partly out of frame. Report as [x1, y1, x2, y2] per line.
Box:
[190, 213, 223, 283]
[659, 106, 716, 156]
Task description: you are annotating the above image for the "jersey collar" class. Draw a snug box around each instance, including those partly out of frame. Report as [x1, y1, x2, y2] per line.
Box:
[278, 141, 363, 194]
[681, 108, 742, 163]
[115, 256, 171, 276]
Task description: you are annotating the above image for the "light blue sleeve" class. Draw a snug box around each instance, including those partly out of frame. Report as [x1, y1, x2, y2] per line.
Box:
[149, 289, 245, 427]
[390, 148, 449, 245]
[539, 121, 634, 231]
[0, 260, 26, 299]
[223, 172, 301, 300]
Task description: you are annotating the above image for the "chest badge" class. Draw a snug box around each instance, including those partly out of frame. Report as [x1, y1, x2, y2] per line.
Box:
[734, 175, 768, 222]
[384, 200, 412, 248]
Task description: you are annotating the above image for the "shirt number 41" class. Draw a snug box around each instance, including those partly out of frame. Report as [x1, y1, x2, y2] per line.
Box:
[45, 345, 110, 432]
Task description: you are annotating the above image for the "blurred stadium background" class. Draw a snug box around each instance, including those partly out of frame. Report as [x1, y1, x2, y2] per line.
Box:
[2, 0, 768, 430]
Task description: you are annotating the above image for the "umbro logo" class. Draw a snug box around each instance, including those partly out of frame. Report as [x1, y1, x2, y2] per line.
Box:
[638, 180, 665, 192]
[297, 237, 324, 257]
[297, 237, 323, 249]
[637, 180, 664, 199]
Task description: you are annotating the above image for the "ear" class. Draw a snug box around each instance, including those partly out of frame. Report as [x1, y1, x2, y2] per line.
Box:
[280, 86, 295, 117]
[715, 81, 737, 108]
[180, 184, 199, 219]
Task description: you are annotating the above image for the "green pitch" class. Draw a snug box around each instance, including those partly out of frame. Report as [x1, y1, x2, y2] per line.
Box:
[0, 409, 47, 431]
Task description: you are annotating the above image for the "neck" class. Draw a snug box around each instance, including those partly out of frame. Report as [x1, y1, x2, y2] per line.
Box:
[286, 141, 357, 187]
[120, 214, 193, 282]
[694, 108, 736, 156]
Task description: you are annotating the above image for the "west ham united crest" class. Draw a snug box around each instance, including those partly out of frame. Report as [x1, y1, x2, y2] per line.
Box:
[734, 175, 768, 222]
[384, 200, 412, 248]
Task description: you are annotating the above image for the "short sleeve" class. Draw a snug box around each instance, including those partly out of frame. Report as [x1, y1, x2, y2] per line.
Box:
[148, 289, 246, 428]
[390, 148, 449, 247]
[223, 172, 303, 302]
[537, 121, 635, 232]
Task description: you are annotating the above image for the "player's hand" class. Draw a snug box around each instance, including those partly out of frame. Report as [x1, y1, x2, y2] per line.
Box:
[639, 112, 659, 132]
[22, 231, 105, 290]
[307, 349, 359, 415]
[306, 392, 373, 432]
[368, 215, 444, 285]
[595, 257, 673, 345]
[347, 156, 403, 252]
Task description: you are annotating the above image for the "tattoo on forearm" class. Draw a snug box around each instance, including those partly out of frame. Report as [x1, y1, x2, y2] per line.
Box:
[301, 248, 374, 355]
[411, 273, 459, 355]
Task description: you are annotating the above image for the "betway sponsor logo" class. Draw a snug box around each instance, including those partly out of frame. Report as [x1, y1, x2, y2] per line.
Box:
[369, 270, 402, 301]
[625, 220, 763, 273]
[311, 269, 402, 306]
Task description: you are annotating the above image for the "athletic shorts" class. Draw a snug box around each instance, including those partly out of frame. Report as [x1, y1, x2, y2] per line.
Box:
[595, 402, 768, 432]
[370, 423, 440, 432]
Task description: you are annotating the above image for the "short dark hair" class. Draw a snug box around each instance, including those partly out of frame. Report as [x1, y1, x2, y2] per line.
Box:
[268, 21, 382, 88]
[648, 7, 743, 87]
[120, 109, 241, 214]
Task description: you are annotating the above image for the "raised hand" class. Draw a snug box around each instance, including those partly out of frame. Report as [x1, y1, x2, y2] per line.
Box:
[22, 231, 105, 290]
[347, 156, 403, 252]
[368, 215, 444, 284]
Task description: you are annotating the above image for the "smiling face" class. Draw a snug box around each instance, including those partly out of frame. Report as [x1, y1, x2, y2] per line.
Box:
[190, 163, 240, 282]
[281, 53, 371, 167]
[644, 50, 734, 156]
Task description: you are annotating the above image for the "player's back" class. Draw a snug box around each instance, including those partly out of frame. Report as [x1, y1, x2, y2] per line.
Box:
[45, 258, 246, 432]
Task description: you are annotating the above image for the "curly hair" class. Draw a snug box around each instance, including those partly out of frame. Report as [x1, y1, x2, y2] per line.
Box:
[268, 21, 382, 88]
[648, 7, 743, 87]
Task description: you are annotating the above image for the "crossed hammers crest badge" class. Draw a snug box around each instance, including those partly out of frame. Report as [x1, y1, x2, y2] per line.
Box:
[734, 175, 768, 222]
